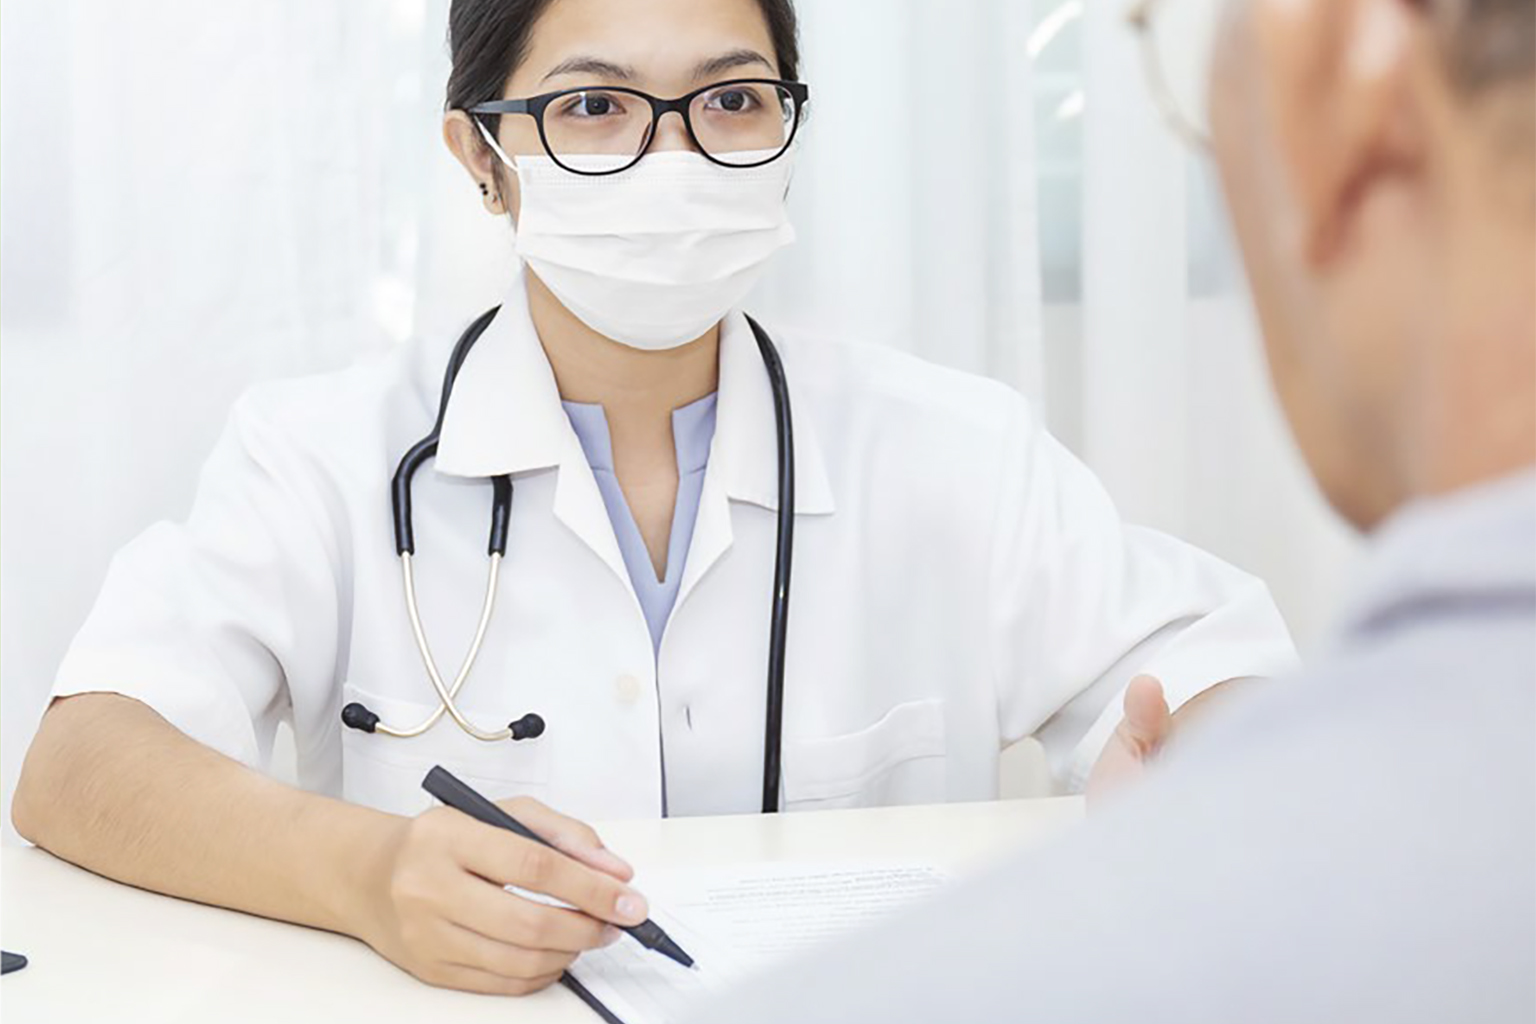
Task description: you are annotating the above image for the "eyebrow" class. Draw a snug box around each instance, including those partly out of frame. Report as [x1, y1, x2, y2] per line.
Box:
[541, 56, 639, 84]
[691, 49, 775, 82]
[539, 48, 776, 88]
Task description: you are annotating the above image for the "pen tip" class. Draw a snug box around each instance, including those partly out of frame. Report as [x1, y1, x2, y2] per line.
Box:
[655, 935, 695, 969]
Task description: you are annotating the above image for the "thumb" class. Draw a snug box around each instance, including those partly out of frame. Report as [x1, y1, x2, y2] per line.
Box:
[1119, 675, 1173, 756]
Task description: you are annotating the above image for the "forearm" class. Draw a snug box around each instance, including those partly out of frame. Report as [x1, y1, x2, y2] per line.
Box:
[12, 692, 399, 938]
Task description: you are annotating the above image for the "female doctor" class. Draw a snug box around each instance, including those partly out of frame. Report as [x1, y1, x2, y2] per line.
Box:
[14, 0, 1296, 997]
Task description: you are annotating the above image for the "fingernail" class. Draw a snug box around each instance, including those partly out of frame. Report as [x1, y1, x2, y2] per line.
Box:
[616, 893, 648, 923]
[601, 926, 623, 947]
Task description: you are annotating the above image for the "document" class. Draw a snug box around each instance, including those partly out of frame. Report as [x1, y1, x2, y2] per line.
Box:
[567, 863, 949, 1024]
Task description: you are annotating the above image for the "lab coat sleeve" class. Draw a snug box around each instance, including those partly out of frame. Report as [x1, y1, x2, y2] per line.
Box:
[989, 402, 1298, 791]
[52, 391, 343, 770]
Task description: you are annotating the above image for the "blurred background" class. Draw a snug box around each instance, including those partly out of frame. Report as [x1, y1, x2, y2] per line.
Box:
[0, 0, 1360, 842]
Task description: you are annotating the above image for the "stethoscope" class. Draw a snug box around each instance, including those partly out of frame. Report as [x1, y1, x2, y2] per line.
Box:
[341, 309, 797, 813]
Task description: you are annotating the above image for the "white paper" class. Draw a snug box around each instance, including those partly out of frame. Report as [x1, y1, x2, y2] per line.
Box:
[568, 863, 949, 1024]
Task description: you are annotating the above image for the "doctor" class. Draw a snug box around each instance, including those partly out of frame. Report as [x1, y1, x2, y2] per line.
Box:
[14, 0, 1295, 997]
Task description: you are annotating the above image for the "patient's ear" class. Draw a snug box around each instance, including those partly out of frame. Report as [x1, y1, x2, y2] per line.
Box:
[1253, 0, 1431, 267]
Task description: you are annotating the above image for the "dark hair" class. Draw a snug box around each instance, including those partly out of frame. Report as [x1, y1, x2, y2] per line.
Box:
[446, 0, 801, 122]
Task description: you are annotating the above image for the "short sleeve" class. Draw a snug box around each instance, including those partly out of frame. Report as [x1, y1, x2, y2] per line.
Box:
[989, 403, 1299, 790]
[53, 391, 344, 769]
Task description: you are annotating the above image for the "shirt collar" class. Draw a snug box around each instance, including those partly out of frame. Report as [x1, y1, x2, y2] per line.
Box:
[433, 267, 837, 516]
[1338, 467, 1536, 641]
[563, 393, 719, 476]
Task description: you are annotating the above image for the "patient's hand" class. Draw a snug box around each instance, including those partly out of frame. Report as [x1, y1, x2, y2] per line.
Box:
[1085, 675, 1172, 806]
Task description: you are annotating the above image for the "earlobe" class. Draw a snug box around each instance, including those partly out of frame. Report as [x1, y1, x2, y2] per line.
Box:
[479, 180, 505, 214]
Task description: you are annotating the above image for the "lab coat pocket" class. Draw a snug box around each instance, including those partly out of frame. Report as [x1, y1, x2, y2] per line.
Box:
[782, 699, 947, 810]
[340, 682, 551, 817]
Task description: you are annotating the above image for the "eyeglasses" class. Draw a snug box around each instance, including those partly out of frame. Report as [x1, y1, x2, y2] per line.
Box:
[471, 78, 810, 176]
[1126, 0, 1224, 150]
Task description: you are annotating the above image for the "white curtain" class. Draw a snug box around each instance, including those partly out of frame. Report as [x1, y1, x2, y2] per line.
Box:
[1072, 1, 1361, 648]
[0, 0, 444, 843]
[0, 0, 1353, 841]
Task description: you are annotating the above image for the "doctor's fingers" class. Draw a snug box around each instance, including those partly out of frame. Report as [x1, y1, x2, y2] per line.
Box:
[496, 796, 634, 881]
[422, 959, 567, 998]
[455, 827, 650, 927]
[438, 920, 579, 984]
[447, 875, 618, 953]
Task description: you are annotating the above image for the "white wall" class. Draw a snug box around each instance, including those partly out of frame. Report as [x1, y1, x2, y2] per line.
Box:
[0, 0, 1358, 844]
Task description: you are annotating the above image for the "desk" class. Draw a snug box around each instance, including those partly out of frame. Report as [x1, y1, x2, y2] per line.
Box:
[1, 798, 1082, 1023]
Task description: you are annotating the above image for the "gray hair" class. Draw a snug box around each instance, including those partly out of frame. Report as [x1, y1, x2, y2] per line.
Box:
[1427, 0, 1536, 94]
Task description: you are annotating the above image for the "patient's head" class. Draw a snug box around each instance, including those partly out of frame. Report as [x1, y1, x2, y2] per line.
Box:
[1213, 0, 1535, 529]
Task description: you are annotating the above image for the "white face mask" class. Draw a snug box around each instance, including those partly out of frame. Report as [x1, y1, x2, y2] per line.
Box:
[479, 128, 797, 351]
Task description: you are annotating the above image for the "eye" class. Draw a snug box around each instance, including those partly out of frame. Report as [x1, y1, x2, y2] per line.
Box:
[558, 91, 626, 119]
[703, 86, 763, 115]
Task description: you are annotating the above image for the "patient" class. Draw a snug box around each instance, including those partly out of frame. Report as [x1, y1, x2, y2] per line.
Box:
[696, 0, 1536, 1020]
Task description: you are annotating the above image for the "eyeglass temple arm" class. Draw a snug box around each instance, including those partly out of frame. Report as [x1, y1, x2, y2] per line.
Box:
[469, 99, 533, 115]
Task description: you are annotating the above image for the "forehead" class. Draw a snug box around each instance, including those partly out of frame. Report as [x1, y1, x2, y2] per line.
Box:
[515, 0, 779, 88]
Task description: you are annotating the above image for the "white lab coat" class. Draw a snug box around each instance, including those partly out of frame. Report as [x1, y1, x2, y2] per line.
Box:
[54, 273, 1297, 822]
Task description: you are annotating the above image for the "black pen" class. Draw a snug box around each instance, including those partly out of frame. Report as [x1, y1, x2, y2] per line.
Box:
[422, 766, 695, 969]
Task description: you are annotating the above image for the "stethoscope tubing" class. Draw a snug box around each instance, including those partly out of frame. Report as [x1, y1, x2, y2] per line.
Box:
[746, 315, 795, 814]
[385, 551, 506, 740]
[348, 308, 795, 813]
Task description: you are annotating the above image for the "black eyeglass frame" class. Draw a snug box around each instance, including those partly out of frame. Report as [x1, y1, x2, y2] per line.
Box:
[469, 78, 810, 176]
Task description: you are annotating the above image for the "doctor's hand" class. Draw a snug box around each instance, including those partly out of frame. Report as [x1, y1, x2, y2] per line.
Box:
[1085, 675, 1173, 807]
[356, 797, 648, 996]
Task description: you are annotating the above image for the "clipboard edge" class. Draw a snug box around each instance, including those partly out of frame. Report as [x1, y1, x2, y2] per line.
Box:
[561, 970, 629, 1024]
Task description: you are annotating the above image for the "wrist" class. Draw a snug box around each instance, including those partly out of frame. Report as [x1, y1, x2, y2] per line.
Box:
[310, 801, 408, 942]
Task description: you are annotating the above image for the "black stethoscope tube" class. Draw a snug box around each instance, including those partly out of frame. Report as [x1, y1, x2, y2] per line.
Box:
[746, 315, 794, 814]
[349, 308, 796, 813]
[391, 306, 513, 559]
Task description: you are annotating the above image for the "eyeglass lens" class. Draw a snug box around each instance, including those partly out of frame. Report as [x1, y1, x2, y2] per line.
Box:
[541, 82, 800, 173]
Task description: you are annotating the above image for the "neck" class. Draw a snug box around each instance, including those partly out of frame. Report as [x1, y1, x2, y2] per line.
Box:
[525, 269, 720, 417]
[1406, 142, 1536, 503]
[523, 267, 717, 580]
[1408, 275, 1536, 504]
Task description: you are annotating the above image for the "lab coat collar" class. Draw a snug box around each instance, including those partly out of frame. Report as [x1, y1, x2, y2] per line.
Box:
[435, 270, 574, 480]
[433, 267, 836, 518]
[712, 311, 837, 516]
[434, 270, 632, 589]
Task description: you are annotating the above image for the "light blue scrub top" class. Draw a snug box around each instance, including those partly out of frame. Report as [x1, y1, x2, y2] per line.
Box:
[562, 394, 719, 652]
